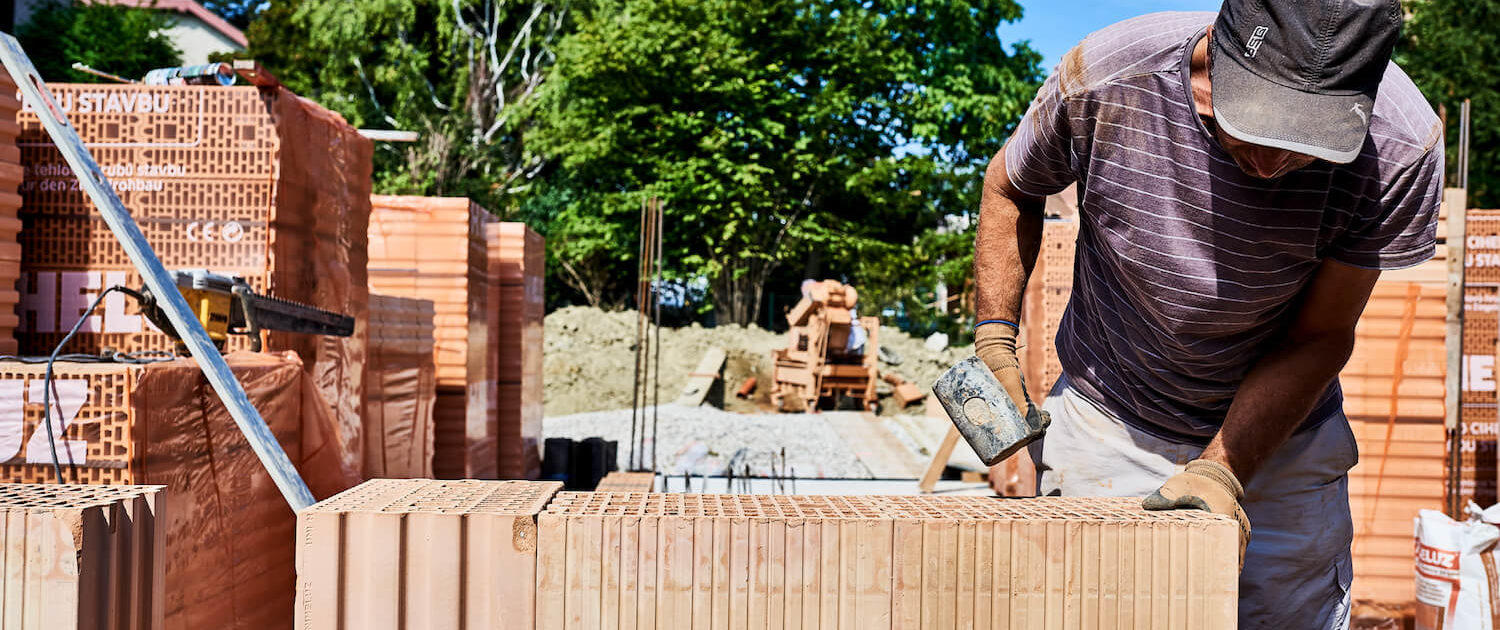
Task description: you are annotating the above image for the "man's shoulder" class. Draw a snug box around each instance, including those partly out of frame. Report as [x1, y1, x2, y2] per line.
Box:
[1053, 11, 1213, 99]
[1369, 62, 1443, 157]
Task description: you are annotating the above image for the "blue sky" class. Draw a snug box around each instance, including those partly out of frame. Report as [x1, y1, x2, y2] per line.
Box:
[998, 0, 1224, 70]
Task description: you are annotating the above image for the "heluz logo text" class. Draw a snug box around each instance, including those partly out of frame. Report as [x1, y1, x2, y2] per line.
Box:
[1245, 26, 1269, 58]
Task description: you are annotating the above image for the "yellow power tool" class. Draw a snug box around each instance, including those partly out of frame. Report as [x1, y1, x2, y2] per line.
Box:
[138, 270, 355, 353]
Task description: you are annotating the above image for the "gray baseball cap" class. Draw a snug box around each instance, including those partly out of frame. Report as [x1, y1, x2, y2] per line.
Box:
[1211, 0, 1403, 164]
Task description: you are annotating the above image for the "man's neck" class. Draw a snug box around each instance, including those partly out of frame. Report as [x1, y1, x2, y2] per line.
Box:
[1191, 28, 1213, 120]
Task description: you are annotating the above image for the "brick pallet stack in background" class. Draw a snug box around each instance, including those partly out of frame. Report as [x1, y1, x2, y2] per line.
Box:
[593, 471, 656, 492]
[537, 493, 1239, 629]
[1018, 217, 1078, 404]
[1342, 281, 1446, 602]
[0, 69, 21, 355]
[368, 196, 495, 479]
[0, 484, 166, 629]
[13, 78, 372, 479]
[489, 222, 544, 479]
[364, 294, 437, 478]
[0, 353, 358, 629]
[1463, 207, 1500, 507]
[296, 478, 562, 629]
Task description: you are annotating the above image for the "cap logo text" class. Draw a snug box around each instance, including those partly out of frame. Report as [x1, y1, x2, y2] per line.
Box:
[1245, 26, 1269, 58]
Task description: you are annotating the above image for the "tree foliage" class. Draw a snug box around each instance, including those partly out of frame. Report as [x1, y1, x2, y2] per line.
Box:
[1401, 0, 1499, 207]
[18, 0, 181, 82]
[248, 0, 567, 209]
[521, 0, 1042, 324]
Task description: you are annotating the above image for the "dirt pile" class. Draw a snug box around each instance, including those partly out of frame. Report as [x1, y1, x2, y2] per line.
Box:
[543, 306, 974, 417]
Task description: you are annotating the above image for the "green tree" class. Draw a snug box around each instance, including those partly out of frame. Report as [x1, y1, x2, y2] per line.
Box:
[17, 0, 181, 82]
[522, 0, 1042, 323]
[247, 0, 568, 208]
[1401, 0, 1498, 206]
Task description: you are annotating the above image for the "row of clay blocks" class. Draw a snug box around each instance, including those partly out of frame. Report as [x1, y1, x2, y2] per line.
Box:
[537, 493, 1238, 629]
[0, 484, 165, 630]
[296, 481, 1238, 629]
[296, 479, 562, 629]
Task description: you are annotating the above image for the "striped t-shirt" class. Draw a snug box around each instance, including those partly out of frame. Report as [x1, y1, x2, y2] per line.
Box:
[1005, 12, 1444, 442]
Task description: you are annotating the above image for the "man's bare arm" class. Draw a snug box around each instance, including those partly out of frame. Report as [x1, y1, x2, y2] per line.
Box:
[975, 148, 1047, 325]
[1199, 259, 1381, 482]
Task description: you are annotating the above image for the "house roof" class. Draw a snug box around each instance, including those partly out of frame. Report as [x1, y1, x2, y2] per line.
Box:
[95, 0, 249, 48]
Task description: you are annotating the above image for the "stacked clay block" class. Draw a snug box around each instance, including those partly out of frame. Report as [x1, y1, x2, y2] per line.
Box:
[1017, 217, 1077, 404]
[593, 471, 656, 492]
[14, 80, 373, 480]
[490, 223, 544, 479]
[1343, 281, 1447, 603]
[368, 196, 495, 479]
[364, 294, 437, 478]
[1463, 208, 1500, 508]
[0, 354, 352, 630]
[296, 478, 562, 629]
[0, 483, 166, 630]
[535, 493, 1239, 629]
[0, 69, 20, 355]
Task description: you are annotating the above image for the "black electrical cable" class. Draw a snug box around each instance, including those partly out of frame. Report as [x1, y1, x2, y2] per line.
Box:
[39, 285, 148, 483]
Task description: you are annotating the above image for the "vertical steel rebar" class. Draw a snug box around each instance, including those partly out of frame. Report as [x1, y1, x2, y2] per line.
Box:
[651, 197, 665, 472]
[628, 198, 647, 470]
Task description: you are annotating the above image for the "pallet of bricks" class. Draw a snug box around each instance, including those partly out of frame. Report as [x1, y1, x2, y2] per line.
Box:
[1464, 204, 1500, 508]
[0, 353, 357, 629]
[368, 196, 496, 479]
[0, 68, 20, 354]
[294, 480, 1242, 629]
[1000, 188, 1079, 496]
[489, 222, 544, 479]
[1339, 190, 1479, 608]
[364, 294, 437, 478]
[10, 71, 372, 480]
[770, 280, 880, 412]
[0, 484, 166, 628]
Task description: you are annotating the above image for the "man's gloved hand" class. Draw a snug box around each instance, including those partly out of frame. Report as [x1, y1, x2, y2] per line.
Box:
[973, 322, 1031, 415]
[1142, 459, 1251, 567]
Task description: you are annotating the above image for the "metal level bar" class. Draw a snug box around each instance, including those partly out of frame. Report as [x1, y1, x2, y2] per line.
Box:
[0, 33, 315, 511]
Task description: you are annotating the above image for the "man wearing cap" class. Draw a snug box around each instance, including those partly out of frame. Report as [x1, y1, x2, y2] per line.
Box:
[973, 0, 1442, 626]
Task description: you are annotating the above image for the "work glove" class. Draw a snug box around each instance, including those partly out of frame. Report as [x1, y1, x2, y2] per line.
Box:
[973, 322, 1031, 415]
[1142, 459, 1252, 568]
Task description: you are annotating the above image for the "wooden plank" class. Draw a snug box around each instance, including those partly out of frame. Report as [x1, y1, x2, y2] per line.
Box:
[919, 426, 962, 493]
[676, 348, 727, 407]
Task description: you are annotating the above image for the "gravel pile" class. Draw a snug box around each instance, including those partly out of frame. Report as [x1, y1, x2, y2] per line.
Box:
[543, 403, 872, 478]
[544, 306, 973, 417]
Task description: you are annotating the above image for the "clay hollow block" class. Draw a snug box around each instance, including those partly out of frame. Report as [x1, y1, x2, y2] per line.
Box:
[0, 483, 167, 630]
[593, 472, 657, 493]
[296, 478, 562, 630]
[536, 493, 1239, 629]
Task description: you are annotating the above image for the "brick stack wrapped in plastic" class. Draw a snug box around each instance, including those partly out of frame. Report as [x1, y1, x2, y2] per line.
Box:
[363, 294, 437, 478]
[11, 78, 372, 481]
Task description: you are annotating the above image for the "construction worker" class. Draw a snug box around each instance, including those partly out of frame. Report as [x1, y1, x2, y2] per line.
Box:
[973, 1, 1441, 627]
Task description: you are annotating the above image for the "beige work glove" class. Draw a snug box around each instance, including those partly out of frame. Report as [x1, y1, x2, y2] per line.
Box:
[1142, 459, 1252, 568]
[973, 322, 1030, 415]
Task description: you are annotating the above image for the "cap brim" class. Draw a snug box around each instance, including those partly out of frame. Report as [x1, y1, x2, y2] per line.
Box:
[1211, 42, 1373, 164]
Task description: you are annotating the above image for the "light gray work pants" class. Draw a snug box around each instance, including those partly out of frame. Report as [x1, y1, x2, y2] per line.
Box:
[1029, 374, 1356, 630]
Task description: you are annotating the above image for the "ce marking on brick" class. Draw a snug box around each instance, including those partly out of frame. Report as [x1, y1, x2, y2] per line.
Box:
[185, 220, 246, 243]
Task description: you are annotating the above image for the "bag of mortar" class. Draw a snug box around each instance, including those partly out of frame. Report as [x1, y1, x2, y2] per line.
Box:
[1415, 503, 1500, 629]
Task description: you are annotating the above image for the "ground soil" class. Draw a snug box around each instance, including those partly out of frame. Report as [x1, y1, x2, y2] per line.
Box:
[543, 306, 973, 417]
